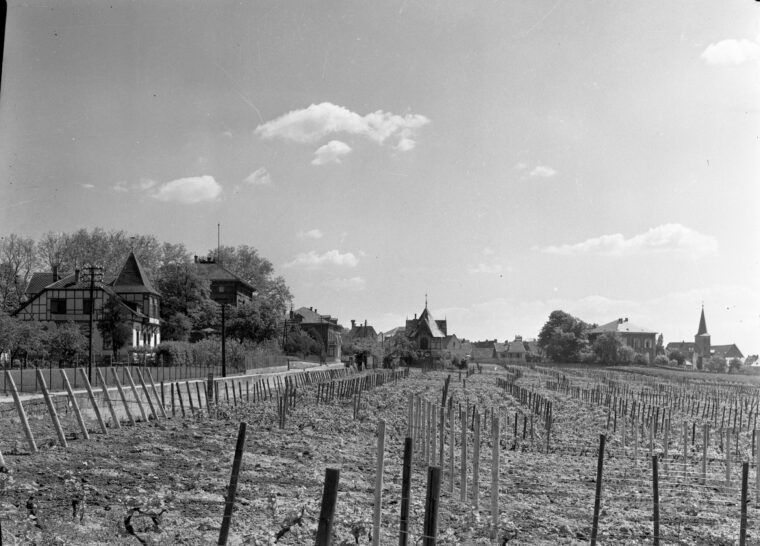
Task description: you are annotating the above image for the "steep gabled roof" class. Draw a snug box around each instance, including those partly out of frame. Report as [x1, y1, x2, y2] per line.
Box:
[111, 252, 160, 295]
[696, 306, 708, 336]
[195, 261, 256, 294]
[25, 272, 57, 296]
[415, 307, 446, 338]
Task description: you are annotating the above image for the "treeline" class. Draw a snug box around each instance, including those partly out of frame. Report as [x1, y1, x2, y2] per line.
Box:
[0, 229, 293, 359]
[536, 310, 659, 366]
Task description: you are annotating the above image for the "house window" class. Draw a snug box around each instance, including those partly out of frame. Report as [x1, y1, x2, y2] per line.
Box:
[83, 299, 93, 315]
[50, 299, 67, 314]
[644, 339, 652, 349]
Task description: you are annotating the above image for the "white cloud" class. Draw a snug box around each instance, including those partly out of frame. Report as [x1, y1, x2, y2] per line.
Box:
[255, 102, 429, 151]
[324, 276, 366, 291]
[284, 249, 359, 269]
[468, 263, 503, 274]
[529, 165, 557, 178]
[312, 140, 352, 165]
[243, 168, 272, 186]
[539, 223, 718, 258]
[297, 229, 323, 240]
[702, 38, 760, 65]
[81, 183, 95, 189]
[151, 175, 222, 204]
[112, 178, 156, 193]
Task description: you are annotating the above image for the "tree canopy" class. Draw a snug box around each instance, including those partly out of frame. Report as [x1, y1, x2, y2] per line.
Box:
[537, 310, 590, 363]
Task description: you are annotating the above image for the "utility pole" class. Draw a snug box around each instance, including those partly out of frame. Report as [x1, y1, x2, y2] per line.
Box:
[86, 265, 97, 382]
[221, 303, 227, 377]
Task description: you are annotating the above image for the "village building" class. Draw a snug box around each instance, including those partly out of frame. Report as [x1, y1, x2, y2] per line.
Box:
[194, 256, 256, 306]
[289, 306, 342, 361]
[665, 307, 744, 367]
[587, 317, 658, 362]
[405, 303, 449, 360]
[16, 252, 161, 360]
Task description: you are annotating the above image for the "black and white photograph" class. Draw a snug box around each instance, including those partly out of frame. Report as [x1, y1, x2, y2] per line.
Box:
[0, 1, 759, 543]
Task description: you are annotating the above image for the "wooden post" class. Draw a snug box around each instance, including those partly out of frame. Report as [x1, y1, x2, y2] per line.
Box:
[652, 455, 660, 546]
[372, 420, 386, 546]
[218, 422, 248, 546]
[423, 466, 441, 546]
[36, 369, 68, 448]
[448, 402, 454, 494]
[0, 447, 5, 468]
[472, 411, 480, 509]
[78, 368, 107, 435]
[756, 432, 759, 504]
[315, 468, 340, 546]
[98, 368, 121, 429]
[4, 371, 37, 453]
[740, 461, 749, 546]
[491, 416, 500, 539]
[186, 382, 196, 415]
[702, 424, 709, 485]
[176, 382, 185, 417]
[60, 370, 89, 440]
[399, 437, 412, 546]
[145, 369, 167, 418]
[123, 368, 148, 422]
[590, 434, 606, 546]
[134, 368, 158, 421]
[439, 404, 445, 469]
[726, 429, 732, 486]
[196, 382, 204, 411]
[460, 407, 467, 502]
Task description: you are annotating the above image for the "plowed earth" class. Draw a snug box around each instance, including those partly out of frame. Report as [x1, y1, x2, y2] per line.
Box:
[0, 366, 756, 545]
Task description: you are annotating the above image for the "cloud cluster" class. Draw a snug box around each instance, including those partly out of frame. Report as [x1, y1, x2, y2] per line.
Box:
[243, 168, 272, 186]
[312, 140, 352, 165]
[284, 249, 359, 269]
[297, 229, 323, 240]
[255, 102, 430, 162]
[324, 276, 366, 291]
[702, 37, 760, 65]
[530, 165, 557, 178]
[539, 223, 718, 258]
[151, 176, 222, 204]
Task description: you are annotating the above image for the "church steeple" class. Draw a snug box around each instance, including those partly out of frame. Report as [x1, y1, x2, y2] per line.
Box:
[696, 305, 708, 336]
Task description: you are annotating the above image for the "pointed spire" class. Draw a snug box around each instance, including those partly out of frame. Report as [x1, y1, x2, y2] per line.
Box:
[425, 293, 428, 309]
[696, 305, 708, 336]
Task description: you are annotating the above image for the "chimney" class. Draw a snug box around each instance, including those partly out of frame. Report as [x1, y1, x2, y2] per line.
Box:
[414, 313, 417, 320]
[364, 319, 367, 328]
[52, 265, 59, 281]
[74, 269, 80, 283]
[194, 255, 198, 263]
[618, 318, 623, 324]
[309, 306, 313, 311]
[351, 319, 356, 329]
[625, 317, 629, 322]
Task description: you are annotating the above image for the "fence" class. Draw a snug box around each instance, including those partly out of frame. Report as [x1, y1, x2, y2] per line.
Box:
[1, 353, 290, 394]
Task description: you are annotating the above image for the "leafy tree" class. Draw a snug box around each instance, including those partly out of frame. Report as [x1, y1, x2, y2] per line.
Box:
[5, 319, 50, 365]
[705, 355, 727, 373]
[656, 334, 664, 355]
[591, 332, 622, 364]
[617, 345, 636, 364]
[0, 234, 37, 312]
[728, 357, 743, 373]
[49, 322, 87, 364]
[283, 328, 321, 358]
[537, 310, 590, 363]
[156, 261, 213, 339]
[97, 296, 133, 361]
[384, 335, 420, 367]
[667, 349, 686, 366]
[226, 300, 280, 344]
[37, 231, 71, 274]
[161, 312, 193, 342]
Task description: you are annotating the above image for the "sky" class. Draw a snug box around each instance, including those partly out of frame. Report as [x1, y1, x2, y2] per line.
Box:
[1, 1, 759, 354]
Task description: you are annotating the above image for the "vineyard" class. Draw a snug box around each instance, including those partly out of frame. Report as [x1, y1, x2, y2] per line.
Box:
[0, 363, 758, 545]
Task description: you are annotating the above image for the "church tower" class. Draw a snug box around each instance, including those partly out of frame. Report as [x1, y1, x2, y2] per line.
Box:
[694, 305, 711, 368]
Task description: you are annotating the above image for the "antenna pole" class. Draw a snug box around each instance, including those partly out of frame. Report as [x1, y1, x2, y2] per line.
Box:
[217, 223, 221, 263]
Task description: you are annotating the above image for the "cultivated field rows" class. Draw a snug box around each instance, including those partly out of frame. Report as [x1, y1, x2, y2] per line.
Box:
[0, 365, 757, 544]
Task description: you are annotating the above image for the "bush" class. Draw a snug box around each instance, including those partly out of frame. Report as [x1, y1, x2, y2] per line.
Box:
[653, 355, 669, 367]
[632, 353, 648, 366]
[617, 345, 635, 364]
[668, 359, 679, 367]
